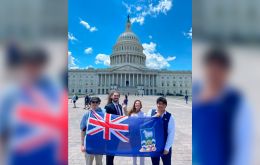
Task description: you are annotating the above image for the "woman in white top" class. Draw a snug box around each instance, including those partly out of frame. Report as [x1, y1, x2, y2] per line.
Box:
[128, 100, 145, 165]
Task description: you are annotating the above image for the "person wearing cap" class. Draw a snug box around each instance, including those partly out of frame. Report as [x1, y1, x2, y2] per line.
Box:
[146, 97, 175, 165]
[80, 97, 103, 165]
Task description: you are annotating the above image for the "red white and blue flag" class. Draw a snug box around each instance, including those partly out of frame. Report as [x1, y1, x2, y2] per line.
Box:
[85, 111, 165, 157]
[87, 110, 129, 142]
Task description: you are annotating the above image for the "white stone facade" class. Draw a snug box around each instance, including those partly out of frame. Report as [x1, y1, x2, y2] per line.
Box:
[68, 17, 192, 96]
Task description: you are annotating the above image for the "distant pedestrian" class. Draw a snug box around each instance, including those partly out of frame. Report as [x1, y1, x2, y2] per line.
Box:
[122, 95, 128, 115]
[185, 95, 188, 104]
[72, 94, 78, 108]
[84, 94, 91, 109]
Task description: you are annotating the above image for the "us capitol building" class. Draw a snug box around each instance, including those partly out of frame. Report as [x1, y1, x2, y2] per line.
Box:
[68, 16, 192, 96]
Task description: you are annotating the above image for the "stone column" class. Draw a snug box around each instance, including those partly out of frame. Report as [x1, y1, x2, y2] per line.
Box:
[116, 73, 118, 85]
[120, 74, 122, 87]
[104, 74, 106, 87]
[154, 75, 155, 87]
[128, 74, 130, 86]
[150, 75, 152, 87]
[137, 74, 139, 85]
[133, 74, 135, 86]
[130, 74, 132, 86]
[124, 73, 126, 87]
[144, 74, 146, 87]
[109, 74, 111, 87]
[112, 74, 114, 85]
[149, 74, 151, 87]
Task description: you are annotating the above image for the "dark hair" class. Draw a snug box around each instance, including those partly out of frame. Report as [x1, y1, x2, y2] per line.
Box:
[128, 100, 142, 116]
[156, 97, 167, 105]
[107, 90, 120, 105]
[90, 97, 101, 103]
[203, 47, 231, 70]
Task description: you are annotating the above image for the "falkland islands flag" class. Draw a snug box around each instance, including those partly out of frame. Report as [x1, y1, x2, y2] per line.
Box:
[85, 110, 165, 157]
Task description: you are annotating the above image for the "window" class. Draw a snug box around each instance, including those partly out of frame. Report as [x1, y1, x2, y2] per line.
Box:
[78, 89, 81, 93]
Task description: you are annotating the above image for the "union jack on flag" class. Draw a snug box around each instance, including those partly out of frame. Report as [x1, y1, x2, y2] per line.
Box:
[87, 110, 129, 142]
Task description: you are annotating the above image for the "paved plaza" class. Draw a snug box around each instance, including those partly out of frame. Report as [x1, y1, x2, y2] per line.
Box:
[69, 95, 192, 165]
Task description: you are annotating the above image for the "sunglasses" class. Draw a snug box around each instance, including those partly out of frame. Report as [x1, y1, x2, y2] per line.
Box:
[91, 101, 99, 104]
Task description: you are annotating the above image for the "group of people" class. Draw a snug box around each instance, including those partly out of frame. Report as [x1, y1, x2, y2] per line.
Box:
[71, 94, 92, 109]
[80, 90, 175, 165]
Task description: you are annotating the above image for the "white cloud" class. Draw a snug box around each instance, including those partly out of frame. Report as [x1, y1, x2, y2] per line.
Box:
[149, 35, 153, 39]
[80, 19, 98, 32]
[84, 47, 93, 54]
[123, 0, 173, 25]
[166, 56, 176, 61]
[184, 27, 192, 39]
[142, 42, 176, 69]
[136, 6, 142, 11]
[95, 53, 110, 66]
[90, 27, 97, 32]
[131, 15, 145, 25]
[68, 51, 79, 69]
[86, 65, 94, 69]
[122, 1, 132, 13]
[148, 0, 172, 15]
[68, 32, 77, 41]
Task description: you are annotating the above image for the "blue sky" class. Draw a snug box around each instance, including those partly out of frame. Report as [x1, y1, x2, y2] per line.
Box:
[68, 0, 192, 70]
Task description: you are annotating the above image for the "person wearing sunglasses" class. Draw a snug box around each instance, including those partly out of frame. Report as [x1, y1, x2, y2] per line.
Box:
[80, 97, 103, 165]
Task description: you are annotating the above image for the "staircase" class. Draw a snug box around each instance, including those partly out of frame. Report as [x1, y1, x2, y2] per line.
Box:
[118, 87, 138, 95]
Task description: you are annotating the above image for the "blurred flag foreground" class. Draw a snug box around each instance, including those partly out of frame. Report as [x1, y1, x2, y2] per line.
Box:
[85, 111, 166, 157]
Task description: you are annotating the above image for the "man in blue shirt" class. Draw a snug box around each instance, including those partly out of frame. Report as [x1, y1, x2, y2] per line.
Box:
[80, 97, 104, 165]
[147, 97, 175, 165]
[193, 47, 252, 165]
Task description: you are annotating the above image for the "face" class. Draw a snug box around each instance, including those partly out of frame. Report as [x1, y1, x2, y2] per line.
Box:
[111, 92, 120, 103]
[134, 101, 141, 111]
[19, 63, 43, 84]
[90, 101, 100, 110]
[157, 101, 167, 112]
[205, 62, 228, 89]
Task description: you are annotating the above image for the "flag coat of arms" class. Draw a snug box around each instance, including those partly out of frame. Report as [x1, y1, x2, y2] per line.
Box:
[85, 110, 165, 157]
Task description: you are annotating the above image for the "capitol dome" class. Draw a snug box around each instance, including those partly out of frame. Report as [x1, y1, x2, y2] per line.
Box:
[110, 15, 146, 68]
[117, 31, 140, 43]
